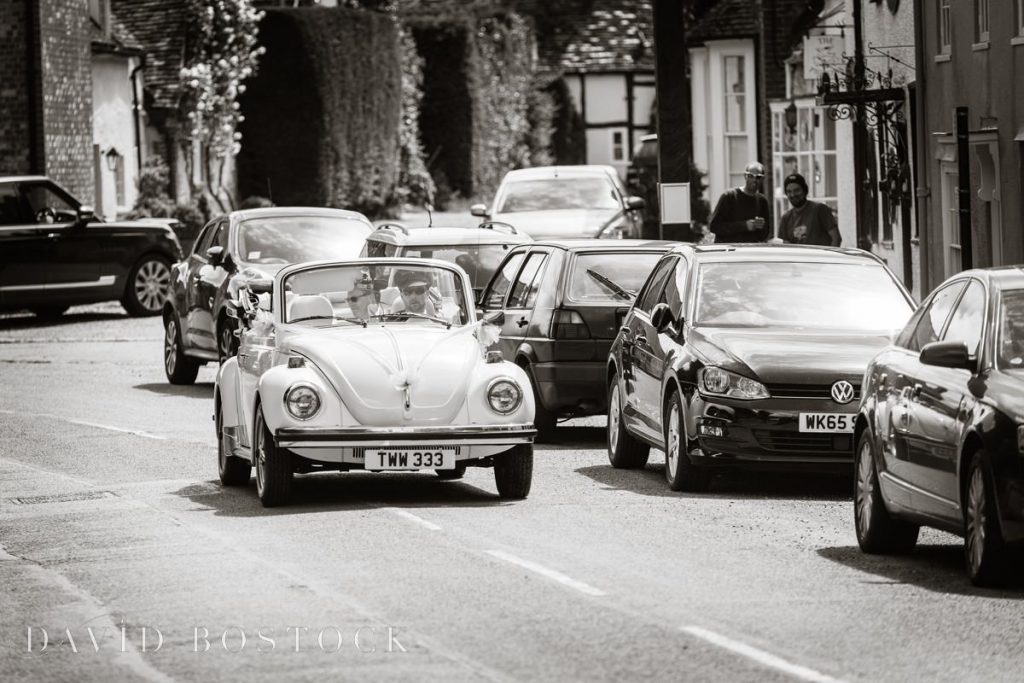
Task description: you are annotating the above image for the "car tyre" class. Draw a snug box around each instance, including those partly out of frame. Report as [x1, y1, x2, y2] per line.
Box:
[854, 430, 919, 554]
[164, 315, 200, 385]
[494, 444, 533, 500]
[965, 451, 1013, 587]
[607, 375, 649, 468]
[664, 390, 711, 492]
[122, 254, 172, 317]
[217, 314, 239, 363]
[216, 396, 251, 486]
[30, 305, 69, 320]
[436, 464, 468, 481]
[524, 363, 557, 442]
[254, 405, 293, 507]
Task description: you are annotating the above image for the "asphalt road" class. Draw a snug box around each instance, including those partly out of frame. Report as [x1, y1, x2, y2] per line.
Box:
[1, 305, 1022, 683]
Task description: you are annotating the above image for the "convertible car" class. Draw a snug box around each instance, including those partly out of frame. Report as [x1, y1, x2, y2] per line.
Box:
[214, 258, 537, 506]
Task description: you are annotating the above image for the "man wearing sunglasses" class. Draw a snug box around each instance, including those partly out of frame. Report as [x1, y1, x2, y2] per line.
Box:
[390, 269, 439, 317]
[709, 161, 772, 244]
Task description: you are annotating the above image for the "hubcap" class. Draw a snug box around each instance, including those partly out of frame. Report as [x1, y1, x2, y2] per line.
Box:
[967, 467, 986, 573]
[134, 260, 171, 313]
[666, 403, 680, 480]
[608, 385, 620, 452]
[164, 319, 177, 375]
[856, 440, 874, 539]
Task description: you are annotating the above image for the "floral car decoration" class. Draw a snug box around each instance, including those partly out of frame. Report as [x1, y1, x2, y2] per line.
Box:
[214, 258, 536, 506]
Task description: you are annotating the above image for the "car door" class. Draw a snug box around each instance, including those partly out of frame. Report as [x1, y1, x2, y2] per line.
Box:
[186, 219, 229, 351]
[633, 256, 683, 434]
[498, 249, 551, 359]
[19, 180, 103, 289]
[885, 279, 966, 516]
[0, 183, 50, 308]
[480, 248, 527, 354]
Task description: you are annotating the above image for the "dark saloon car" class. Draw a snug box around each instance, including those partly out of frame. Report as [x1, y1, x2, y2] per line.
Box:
[478, 239, 675, 440]
[162, 207, 372, 384]
[606, 244, 915, 491]
[0, 175, 182, 318]
[854, 267, 1024, 586]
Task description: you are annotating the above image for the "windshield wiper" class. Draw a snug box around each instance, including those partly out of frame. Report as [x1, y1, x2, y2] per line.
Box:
[371, 312, 452, 329]
[289, 315, 334, 324]
[586, 269, 634, 300]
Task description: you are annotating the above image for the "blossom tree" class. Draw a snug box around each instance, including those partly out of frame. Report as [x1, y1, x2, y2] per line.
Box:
[179, 0, 265, 212]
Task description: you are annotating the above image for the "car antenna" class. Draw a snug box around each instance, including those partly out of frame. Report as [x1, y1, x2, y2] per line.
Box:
[426, 202, 433, 228]
[266, 177, 273, 204]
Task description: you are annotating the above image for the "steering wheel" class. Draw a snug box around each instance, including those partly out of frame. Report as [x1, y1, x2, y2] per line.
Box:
[35, 207, 57, 224]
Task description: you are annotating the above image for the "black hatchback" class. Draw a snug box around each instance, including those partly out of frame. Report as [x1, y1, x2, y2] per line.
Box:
[478, 239, 675, 440]
[854, 266, 1024, 586]
[606, 244, 915, 491]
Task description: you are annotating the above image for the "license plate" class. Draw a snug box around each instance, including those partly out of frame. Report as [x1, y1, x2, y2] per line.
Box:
[799, 413, 856, 433]
[365, 447, 459, 470]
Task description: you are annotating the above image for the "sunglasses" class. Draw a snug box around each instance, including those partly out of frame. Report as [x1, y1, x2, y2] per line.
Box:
[401, 285, 428, 296]
[745, 173, 765, 179]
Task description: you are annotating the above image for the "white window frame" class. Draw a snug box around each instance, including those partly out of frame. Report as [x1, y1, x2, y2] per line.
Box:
[769, 100, 839, 225]
[976, 0, 990, 43]
[1017, 0, 1024, 37]
[939, 0, 952, 54]
[703, 40, 757, 203]
[609, 128, 627, 163]
[940, 161, 961, 278]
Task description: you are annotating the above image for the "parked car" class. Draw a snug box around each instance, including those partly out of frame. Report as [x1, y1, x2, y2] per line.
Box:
[362, 221, 531, 297]
[606, 244, 916, 492]
[470, 165, 645, 240]
[214, 257, 536, 506]
[0, 175, 182, 318]
[854, 266, 1024, 586]
[162, 207, 372, 384]
[478, 239, 675, 440]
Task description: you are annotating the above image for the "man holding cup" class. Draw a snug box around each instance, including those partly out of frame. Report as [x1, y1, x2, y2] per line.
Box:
[708, 162, 772, 244]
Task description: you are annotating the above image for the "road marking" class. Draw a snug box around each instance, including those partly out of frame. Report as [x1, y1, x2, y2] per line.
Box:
[0, 409, 166, 440]
[681, 625, 844, 683]
[386, 508, 442, 531]
[486, 549, 606, 597]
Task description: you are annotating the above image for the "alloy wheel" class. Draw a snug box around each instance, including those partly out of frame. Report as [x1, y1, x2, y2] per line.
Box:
[134, 259, 171, 313]
[966, 467, 986, 575]
[255, 425, 266, 496]
[608, 385, 621, 453]
[666, 403, 680, 481]
[856, 440, 875, 540]
[164, 319, 178, 376]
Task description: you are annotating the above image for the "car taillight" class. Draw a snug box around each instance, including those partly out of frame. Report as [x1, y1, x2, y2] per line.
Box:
[550, 309, 591, 339]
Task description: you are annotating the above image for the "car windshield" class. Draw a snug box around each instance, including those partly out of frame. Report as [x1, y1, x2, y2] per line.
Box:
[282, 263, 470, 326]
[497, 176, 619, 213]
[237, 217, 370, 265]
[694, 261, 914, 332]
[998, 288, 1024, 371]
[567, 252, 663, 302]
[398, 243, 517, 289]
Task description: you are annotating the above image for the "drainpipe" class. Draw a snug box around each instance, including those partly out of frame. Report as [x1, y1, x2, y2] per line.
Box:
[25, 0, 41, 173]
[130, 56, 145, 176]
[911, 0, 930, 294]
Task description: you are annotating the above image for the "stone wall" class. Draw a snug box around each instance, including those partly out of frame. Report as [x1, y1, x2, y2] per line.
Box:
[0, 0, 37, 174]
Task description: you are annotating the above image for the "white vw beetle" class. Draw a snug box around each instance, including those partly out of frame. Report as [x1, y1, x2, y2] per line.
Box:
[215, 258, 536, 506]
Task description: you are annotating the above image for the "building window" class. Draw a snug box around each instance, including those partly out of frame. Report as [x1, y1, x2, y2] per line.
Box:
[940, 163, 961, 277]
[89, 0, 109, 35]
[723, 55, 747, 188]
[1017, 0, 1024, 37]
[610, 129, 626, 162]
[770, 101, 838, 225]
[939, 0, 952, 53]
[976, 0, 989, 43]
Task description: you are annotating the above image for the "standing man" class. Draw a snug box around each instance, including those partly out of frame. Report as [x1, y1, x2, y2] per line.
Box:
[778, 173, 840, 246]
[708, 162, 771, 243]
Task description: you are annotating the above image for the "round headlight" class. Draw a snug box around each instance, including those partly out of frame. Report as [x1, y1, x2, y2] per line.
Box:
[487, 378, 522, 415]
[284, 383, 321, 420]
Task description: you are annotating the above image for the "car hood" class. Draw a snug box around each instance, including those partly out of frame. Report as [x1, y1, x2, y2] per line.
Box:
[490, 208, 620, 239]
[284, 324, 480, 425]
[689, 327, 893, 385]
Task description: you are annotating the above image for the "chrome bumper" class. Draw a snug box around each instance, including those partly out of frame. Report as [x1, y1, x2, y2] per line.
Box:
[275, 423, 536, 448]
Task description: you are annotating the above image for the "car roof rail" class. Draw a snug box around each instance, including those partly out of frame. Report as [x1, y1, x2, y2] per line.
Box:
[479, 220, 519, 235]
[374, 222, 409, 235]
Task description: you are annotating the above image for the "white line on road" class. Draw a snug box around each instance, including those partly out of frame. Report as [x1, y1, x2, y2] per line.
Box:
[385, 508, 442, 531]
[681, 625, 845, 683]
[486, 549, 606, 597]
[0, 409, 166, 440]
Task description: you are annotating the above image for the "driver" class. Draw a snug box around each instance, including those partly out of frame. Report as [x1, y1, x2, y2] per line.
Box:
[348, 270, 383, 319]
[391, 269, 438, 316]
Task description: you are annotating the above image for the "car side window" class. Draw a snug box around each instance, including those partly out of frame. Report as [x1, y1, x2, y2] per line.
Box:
[507, 251, 549, 309]
[0, 184, 28, 225]
[483, 251, 526, 308]
[22, 182, 76, 223]
[662, 258, 687, 315]
[635, 256, 676, 314]
[364, 240, 389, 258]
[193, 221, 218, 256]
[213, 221, 229, 251]
[905, 281, 967, 352]
[941, 280, 986, 356]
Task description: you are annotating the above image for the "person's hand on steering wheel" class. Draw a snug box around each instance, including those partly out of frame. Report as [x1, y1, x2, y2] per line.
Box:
[35, 207, 57, 224]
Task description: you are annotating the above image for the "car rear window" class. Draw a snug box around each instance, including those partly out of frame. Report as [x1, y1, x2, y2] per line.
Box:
[238, 217, 370, 264]
[567, 252, 663, 303]
[497, 177, 619, 213]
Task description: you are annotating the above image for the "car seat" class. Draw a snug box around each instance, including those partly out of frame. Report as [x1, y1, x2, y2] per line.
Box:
[287, 294, 334, 322]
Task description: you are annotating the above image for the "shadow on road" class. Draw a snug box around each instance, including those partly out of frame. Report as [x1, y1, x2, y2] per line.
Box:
[577, 463, 852, 501]
[818, 545, 1024, 597]
[537, 425, 605, 450]
[174, 472, 513, 517]
[0, 310, 127, 331]
[134, 382, 214, 399]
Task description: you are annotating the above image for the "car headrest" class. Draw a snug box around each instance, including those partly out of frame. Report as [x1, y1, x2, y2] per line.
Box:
[287, 294, 334, 322]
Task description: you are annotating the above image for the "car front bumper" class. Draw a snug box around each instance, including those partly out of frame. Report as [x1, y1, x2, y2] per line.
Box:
[275, 423, 536, 449]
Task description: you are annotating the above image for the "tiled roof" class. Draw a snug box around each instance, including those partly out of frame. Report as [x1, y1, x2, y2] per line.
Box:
[689, 0, 760, 43]
[111, 0, 188, 109]
[91, 12, 144, 54]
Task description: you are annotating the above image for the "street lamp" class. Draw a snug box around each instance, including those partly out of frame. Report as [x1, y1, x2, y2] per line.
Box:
[784, 101, 798, 135]
[104, 147, 121, 173]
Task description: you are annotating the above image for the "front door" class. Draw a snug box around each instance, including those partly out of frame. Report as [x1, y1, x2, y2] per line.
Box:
[626, 256, 676, 438]
[186, 219, 228, 351]
[0, 183, 49, 309]
[498, 250, 550, 358]
[479, 249, 527, 357]
[20, 180, 102, 289]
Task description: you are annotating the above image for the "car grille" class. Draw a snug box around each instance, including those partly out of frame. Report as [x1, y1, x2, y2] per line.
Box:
[753, 430, 852, 454]
[764, 383, 861, 401]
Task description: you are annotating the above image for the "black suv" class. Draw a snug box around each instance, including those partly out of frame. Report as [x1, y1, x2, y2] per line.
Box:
[0, 176, 182, 318]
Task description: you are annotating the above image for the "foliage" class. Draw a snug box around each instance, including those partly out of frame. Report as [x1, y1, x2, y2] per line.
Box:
[526, 79, 555, 167]
[545, 77, 585, 165]
[129, 156, 175, 219]
[392, 25, 436, 209]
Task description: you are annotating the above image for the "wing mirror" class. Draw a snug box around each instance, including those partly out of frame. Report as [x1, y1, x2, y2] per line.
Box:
[626, 196, 646, 211]
[919, 341, 975, 372]
[206, 246, 237, 273]
[482, 310, 505, 326]
[650, 303, 678, 334]
[470, 203, 489, 218]
[249, 279, 272, 295]
[73, 205, 96, 227]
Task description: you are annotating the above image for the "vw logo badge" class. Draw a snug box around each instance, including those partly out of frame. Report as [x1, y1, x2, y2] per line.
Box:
[831, 380, 855, 404]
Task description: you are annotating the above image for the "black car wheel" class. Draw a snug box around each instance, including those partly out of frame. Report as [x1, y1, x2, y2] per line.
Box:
[217, 315, 239, 363]
[664, 390, 710, 492]
[123, 255, 172, 317]
[254, 405, 293, 507]
[494, 444, 533, 500]
[607, 375, 649, 468]
[216, 396, 251, 486]
[29, 305, 69, 320]
[523, 362, 557, 442]
[965, 451, 1013, 586]
[854, 430, 918, 554]
[163, 315, 200, 385]
[436, 464, 468, 481]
